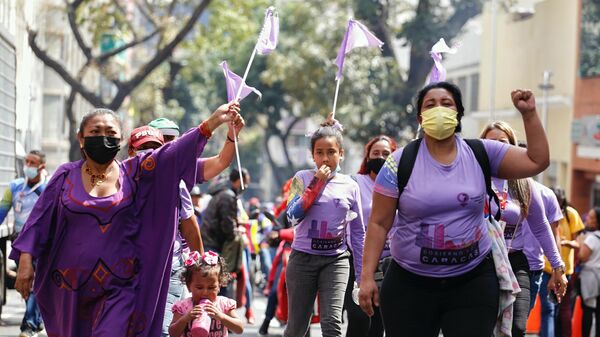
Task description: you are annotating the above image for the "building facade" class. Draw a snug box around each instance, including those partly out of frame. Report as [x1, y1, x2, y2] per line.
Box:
[473, 0, 577, 193]
[570, 0, 600, 211]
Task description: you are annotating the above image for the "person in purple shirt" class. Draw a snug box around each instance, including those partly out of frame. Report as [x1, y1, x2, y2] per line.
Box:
[127, 124, 203, 337]
[344, 134, 396, 337]
[11, 103, 243, 337]
[522, 182, 562, 310]
[359, 82, 552, 337]
[283, 124, 365, 337]
[534, 187, 584, 337]
[481, 120, 566, 337]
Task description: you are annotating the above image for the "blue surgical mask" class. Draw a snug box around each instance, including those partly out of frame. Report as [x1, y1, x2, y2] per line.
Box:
[23, 166, 39, 180]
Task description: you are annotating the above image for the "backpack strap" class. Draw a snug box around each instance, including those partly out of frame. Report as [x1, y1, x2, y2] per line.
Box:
[396, 138, 422, 197]
[464, 139, 502, 221]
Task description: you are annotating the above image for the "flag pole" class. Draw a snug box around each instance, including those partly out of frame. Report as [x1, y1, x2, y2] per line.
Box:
[236, 46, 258, 100]
[231, 46, 258, 190]
[332, 78, 341, 119]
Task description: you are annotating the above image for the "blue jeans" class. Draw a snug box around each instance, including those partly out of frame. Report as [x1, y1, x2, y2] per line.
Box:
[162, 257, 184, 337]
[16, 260, 42, 332]
[539, 272, 555, 337]
[243, 248, 253, 310]
[529, 269, 543, 312]
[259, 247, 275, 279]
[20, 294, 42, 331]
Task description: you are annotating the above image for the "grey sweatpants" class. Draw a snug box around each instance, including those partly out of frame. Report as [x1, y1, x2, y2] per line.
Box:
[283, 249, 350, 337]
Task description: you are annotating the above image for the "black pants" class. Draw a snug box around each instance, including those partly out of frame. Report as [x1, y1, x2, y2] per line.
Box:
[380, 255, 499, 337]
[582, 294, 600, 337]
[343, 252, 384, 337]
[509, 251, 531, 337]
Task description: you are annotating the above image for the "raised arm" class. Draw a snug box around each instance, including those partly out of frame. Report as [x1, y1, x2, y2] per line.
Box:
[202, 115, 246, 181]
[497, 90, 550, 179]
[146, 102, 242, 189]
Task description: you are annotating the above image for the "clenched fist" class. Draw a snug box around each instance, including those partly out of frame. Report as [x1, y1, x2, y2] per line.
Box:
[511, 89, 537, 116]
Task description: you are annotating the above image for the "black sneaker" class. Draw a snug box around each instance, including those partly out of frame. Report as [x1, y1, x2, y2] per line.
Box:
[258, 319, 269, 336]
[19, 328, 38, 337]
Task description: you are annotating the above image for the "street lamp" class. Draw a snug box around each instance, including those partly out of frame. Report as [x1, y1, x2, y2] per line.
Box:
[537, 70, 554, 183]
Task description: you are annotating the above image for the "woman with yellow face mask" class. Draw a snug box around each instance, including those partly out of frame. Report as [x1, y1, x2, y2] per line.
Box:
[358, 81, 552, 337]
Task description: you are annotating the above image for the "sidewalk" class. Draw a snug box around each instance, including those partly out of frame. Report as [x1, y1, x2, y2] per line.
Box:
[0, 289, 46, 337]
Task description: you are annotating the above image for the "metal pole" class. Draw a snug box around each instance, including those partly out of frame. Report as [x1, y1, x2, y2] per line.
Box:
[537, 70, 554, 184]
[490, 0, 498, 121]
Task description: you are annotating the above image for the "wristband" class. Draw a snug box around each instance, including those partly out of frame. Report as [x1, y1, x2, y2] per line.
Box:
[199, 121, 212, 138]
[227, 135, 237, 143]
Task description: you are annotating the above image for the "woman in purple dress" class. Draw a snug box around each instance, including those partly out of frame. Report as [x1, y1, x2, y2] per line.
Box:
[11, 103, 242, 337]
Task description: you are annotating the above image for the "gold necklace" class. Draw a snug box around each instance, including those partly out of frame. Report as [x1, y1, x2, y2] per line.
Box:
[84, 163, 111, 186]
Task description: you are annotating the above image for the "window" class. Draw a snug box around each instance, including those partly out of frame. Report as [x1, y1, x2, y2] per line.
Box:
[592, 182, 600, 208]
[42, 94, 64, 137]
[470, 74, 479, 111]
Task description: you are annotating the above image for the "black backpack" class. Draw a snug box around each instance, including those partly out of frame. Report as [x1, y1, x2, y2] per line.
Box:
[396, 138, 501, 221]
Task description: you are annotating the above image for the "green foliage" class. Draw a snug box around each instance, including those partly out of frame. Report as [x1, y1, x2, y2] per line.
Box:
[580, 0, 600, 77]
[154, 0, 482, 190]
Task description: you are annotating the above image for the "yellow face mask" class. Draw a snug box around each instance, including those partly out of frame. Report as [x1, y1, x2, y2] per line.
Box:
[420, 106, 458, 140]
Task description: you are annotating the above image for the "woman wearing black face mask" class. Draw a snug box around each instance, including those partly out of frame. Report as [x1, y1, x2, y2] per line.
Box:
[11, 104, 244, 337]
[343, 135, 397, 337]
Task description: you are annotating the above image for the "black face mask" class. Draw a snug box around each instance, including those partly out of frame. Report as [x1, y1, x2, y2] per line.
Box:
[366, 158, 386, 174]
[84, 136, 120, 164]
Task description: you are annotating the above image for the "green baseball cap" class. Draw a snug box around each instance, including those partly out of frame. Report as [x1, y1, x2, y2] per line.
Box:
[148, 118, 180, 136]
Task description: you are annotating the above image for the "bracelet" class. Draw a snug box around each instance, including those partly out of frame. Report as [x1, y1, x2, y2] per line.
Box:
[199, 121, 212, 138]
[227, 135, 237, 143]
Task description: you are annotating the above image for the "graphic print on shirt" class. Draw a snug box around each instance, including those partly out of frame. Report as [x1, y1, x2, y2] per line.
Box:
[286, 174, 354, 251]
[415, 222, 483, 265]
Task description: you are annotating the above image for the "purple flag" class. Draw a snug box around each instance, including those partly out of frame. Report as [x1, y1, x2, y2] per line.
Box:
[427, 38, 457, 84]
[220, 61, 262, 102]
[256, 6, 279, 55]
[335, 19, 384, 80]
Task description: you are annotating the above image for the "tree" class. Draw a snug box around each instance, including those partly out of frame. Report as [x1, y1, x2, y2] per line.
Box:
[345, 0, 484, 141]
[26, 0, 212, 160]
[163, 0, 484, 190]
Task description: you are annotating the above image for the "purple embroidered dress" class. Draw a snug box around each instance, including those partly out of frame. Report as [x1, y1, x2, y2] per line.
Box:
[10, 128, 207, 337]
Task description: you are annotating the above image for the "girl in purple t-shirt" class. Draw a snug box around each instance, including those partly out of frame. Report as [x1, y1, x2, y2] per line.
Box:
[481, 120, 566, 337]
[345, 135, 397, 337]
[283, 125, 365, 337]
[359, 81, 555, 337]
[169, 251, 243, 337]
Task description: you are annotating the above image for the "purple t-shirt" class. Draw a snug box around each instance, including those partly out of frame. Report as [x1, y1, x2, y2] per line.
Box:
[288, 170, 365, 279]
[490, 177, 562, 269]
[374, 136, 508, 277]
[523, 182, 563, 271]
[353, 174, 392, 258]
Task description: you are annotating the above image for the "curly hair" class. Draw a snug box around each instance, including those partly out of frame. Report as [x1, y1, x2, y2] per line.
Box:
[180, 255, 232, 286]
